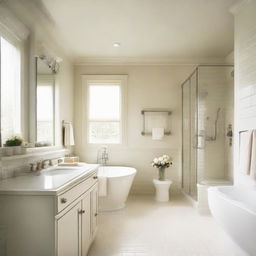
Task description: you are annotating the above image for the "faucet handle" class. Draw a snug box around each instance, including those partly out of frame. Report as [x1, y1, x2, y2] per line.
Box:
[36, 161, 43, 171]
[30, 163, 37, 172]
[42, 160, 50, 169]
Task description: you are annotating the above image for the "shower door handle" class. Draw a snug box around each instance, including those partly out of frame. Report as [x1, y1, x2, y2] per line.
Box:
[193, 135, 205, 149]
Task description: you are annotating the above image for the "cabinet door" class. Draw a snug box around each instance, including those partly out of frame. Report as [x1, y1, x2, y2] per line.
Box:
[91, 184, 98, 238]
[57, 202, 81, 256]
[81, 193, 91, 256]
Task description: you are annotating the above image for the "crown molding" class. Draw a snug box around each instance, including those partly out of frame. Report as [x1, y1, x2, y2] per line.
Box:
[229, 0, 251, 15]
[74, 56, 226, 66]
[4, 0, 74, 63]
[0, 2, 30, 41]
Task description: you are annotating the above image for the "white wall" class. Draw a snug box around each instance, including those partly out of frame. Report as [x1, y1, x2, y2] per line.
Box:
[74, 65, 195, 194]
[233, 0, 256, 187]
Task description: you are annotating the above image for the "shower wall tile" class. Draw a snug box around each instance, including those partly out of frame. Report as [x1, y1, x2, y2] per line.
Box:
[224, 70, 234, 181]
[233, 0, 256, 187]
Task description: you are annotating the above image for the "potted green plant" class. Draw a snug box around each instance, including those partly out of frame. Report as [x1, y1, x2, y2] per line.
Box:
[5, 136, 23, 155]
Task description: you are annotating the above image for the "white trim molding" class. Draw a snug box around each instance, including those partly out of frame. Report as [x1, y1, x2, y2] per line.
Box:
[74, 56, 226, 66]
[0, 2, 29, 41]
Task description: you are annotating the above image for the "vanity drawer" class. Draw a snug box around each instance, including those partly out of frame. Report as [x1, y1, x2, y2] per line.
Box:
[57, 173, 98, 212]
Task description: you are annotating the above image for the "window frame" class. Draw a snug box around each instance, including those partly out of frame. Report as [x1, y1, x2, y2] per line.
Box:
[0, 27, 24, 146]
[82, 75, 127, 147]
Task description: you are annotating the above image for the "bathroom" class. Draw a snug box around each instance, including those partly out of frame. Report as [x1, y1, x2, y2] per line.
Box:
[0, 0, 255, 256]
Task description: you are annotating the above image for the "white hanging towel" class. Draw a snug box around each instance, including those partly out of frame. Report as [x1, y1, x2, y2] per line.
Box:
[152, 128, 164, 140]
[250, 130, 256, 180]
[63, 122, 75, 146]
[239, 130, 252, 175]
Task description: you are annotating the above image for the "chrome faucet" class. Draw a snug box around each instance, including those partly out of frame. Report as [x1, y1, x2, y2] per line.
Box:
[97, 147, 109, 165]
[30, 159, 51, 172]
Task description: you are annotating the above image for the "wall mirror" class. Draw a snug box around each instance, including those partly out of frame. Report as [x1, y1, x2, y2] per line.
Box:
[35, 56, 55, 146]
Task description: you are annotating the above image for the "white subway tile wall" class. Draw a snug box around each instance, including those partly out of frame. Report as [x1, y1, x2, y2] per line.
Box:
[234, 0, 256, 187]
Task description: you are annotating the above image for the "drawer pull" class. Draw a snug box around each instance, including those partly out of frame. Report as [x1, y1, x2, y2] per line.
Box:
[79, 210, 85, 214]
[60, 198, 67, 204]
[94, 213, 98, 217]
[93, 176, 98, 179]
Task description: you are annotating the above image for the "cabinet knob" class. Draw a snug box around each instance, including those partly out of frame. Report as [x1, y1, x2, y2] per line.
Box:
[94, 213, 98, 217]
[93, 176, 98, 179]
[60, 198, 67, 204]
[78, 209, 85, 214]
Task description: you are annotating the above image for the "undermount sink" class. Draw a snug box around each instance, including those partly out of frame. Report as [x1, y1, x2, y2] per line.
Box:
[53, 163, 88, 169]
[43, 168, 80, 176]
[42, 163, 89, 176]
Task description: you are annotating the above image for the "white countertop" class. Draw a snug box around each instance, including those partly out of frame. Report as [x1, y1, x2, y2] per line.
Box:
[0, 163, 99, 195]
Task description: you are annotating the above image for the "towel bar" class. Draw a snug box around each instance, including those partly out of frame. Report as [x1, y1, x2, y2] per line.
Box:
[141, 109, 172, 136]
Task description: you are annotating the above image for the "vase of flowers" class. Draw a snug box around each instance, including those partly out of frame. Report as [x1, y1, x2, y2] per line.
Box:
[152, 154, 173, 202]
[152, 154, 172, 181]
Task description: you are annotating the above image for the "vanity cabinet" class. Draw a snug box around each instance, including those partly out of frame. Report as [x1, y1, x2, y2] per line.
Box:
[57, 184, 98, 256]
[57, 202, 81, 256]
[81, 193, 92, 256]
[0, 167, 99, 256]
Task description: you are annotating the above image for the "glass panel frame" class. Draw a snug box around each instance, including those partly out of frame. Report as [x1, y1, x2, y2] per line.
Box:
[182, 65, 234, 201]
[181, 68, 198, 200]
[88, 121, 121, 144]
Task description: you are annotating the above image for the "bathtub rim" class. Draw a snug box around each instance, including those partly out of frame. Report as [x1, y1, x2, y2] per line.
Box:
[208, 186, 256, 216]
[98, 166, 137, 178]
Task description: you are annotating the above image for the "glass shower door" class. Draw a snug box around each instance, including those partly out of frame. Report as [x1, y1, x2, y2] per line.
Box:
[182, 80, 190, 194]
[182, 70, 198, 200]
[189, 71, 198, 199]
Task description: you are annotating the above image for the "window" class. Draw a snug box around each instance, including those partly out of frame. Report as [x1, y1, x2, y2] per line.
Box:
[0, 36, 21, 146]
[85, 76, 127, 144]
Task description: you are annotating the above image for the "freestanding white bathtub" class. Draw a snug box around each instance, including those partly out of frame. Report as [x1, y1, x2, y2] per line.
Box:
[98, 166, 136, 211]
[208, 186, 256, 255]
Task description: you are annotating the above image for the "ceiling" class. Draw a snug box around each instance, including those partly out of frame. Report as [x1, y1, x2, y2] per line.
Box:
[41, 0, 236, 62]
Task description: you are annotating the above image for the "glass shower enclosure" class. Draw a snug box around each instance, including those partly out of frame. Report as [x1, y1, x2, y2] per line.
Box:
[182, 65, 234, 200]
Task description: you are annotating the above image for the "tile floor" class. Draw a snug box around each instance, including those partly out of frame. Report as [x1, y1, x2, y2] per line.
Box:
[88, 195, 247, 256]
